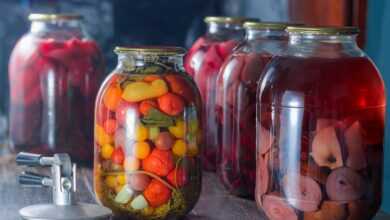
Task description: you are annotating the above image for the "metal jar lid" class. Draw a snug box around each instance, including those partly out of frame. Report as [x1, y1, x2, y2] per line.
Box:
[28, 13, 83, 21]
[286, 26, 360, 35]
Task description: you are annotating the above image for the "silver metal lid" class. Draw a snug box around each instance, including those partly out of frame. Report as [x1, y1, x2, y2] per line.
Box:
[20, 203, 112, 220]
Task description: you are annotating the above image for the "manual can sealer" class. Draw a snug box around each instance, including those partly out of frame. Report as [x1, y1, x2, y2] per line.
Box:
[16, 152, 112, 220]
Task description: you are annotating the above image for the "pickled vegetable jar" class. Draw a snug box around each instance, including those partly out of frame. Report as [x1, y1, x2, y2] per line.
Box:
[8, 14, 104, 163]
[184, 16, 249, 171]
[256, 26, 385, 220]
[216, 22, 288, 198]
[94, 47, 202, 219]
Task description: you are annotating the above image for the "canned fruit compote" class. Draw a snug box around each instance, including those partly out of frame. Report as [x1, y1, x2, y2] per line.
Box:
[8, 14, 104, 164]
[256, 26, 385, 220]
[185, 16, 252, 171]
[216, 22, 289, 198]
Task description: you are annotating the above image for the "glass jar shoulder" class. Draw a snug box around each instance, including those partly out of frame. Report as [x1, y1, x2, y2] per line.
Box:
[259, 55, 386, 109]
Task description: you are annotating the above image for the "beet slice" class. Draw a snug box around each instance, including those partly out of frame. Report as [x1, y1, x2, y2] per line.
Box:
[304, 200, 347, 220]
[262, 193, 298, 220]
[344, 121, 367, 170]
[326, 167, 366, 201]
[282, 174, 322, 212]
[311, 126, 343, 169]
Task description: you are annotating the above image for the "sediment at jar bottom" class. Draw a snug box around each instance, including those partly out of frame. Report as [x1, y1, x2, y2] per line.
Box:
[94, 71, 202, 219]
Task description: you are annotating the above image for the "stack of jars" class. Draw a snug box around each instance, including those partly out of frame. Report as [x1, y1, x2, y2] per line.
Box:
[184, 16, 254, 171]
[186, 19, 386, 219]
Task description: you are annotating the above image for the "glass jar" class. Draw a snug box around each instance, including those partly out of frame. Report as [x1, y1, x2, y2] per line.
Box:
[94, 47, 202, 219]
[256, 26, 385, 220]
[216, 22, 288, 198]
[8, 14, 104, 164]
[184, 16, 249, 171]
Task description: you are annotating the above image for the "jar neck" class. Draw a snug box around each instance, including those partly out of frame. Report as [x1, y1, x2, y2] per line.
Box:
[116, 53, 185, 73]
[287, 33, 364, 58]
[30, 20, 86, 39]
[206, 22, 244, 40]
[246, 28, 287, 41]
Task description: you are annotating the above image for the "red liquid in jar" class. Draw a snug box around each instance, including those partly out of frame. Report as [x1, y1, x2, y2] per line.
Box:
[215, 52, 272, 197]
[185, 37, 239, 171]
[9, 36, 104, 164]
[257, 56, 385, 220]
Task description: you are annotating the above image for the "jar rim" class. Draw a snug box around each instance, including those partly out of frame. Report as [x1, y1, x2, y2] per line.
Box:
[114, 46, 187, 56]
[286, 26, 359, 35]
[243, 22, 295, 30]
[204, 16, 257, 25]
[28, 13, 83, 21]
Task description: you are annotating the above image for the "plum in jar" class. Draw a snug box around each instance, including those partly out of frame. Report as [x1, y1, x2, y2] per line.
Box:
[94, 47, 202, 219]
[8, 14, 104, 164]
[185, 16, 253, 171]
[216, 22, 288, 198]
[256, 26, 385, 220]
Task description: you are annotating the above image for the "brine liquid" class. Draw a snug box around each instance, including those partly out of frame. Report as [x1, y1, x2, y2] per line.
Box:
[256, 56, 385, 220]
[8, 35, 104, 164]
[215, 52, 272, 197]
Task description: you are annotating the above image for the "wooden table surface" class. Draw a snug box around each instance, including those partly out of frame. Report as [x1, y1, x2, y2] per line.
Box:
[0, 154, 389, 220]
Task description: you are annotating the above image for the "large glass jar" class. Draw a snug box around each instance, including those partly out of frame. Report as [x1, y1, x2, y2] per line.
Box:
[184, 16, 249, 171]
[216, 22, 288, 198]
[256, 26, 385, 220]
[94, 47, 202, 219]
[8, 14, 104, 163]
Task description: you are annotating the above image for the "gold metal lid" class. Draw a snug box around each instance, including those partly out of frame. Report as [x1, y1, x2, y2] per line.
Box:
[286, 26, 359, 35]
[28, 13, 83, 21]
[114, 46, 187, 55]
[243, 22, 291, 30]
[204, 16, 258, 25]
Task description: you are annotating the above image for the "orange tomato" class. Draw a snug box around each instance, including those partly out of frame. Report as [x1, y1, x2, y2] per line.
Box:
[164, 75, 194, 103]
[142, 149, 174, 176]
[143, 179, 172, 207]
[103, 85, 122, 111]
[139, 100, 158, 115]
[157, 93, 184, 116]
